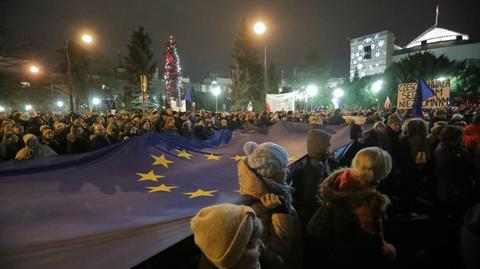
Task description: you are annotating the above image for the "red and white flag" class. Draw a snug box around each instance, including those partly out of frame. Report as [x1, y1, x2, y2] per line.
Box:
[384, 96, 391, 109]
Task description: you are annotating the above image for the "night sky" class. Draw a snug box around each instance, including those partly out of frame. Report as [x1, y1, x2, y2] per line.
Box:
[1, 0, 479, 80]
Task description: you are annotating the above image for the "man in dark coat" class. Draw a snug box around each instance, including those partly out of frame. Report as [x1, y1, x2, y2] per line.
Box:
[90, 124, 111, 151]
[378, 113, 402, 197]
[292, 129, 334, 225]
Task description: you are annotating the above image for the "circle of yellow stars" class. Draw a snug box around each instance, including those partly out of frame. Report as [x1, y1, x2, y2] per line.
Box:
[135, 149, 245, 198]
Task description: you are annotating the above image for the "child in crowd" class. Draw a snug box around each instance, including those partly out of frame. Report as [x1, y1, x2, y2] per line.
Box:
[307, 147, 396, 268]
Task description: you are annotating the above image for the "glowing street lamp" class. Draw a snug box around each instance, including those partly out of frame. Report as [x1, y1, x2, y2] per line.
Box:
[30, 65, 40, 74]
[372, 80, 383, 94]
[253, 21, 268, 101]
[81, 34, 93, 44]
[0, 105, 5, 112]
[211, 86, 221, 112]
[25, 104, 32, 111]
[333, 88, 345, 98]
[436, 76, 446, 81]
[253, 22, 266, 35]
[56, 101, 64, 108]
[92, 97, 101, 106]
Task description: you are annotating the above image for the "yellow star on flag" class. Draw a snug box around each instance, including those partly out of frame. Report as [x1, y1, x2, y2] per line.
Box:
[288, 156, 297, 161]
[182, 189, 218, 198]
[151, 154, 174, 168]
[176, 149, 192, 159]
[136, 170, 165, 182]
[205, 153, 221, 160]
[230, 155, 245, 161]
[147, 184, 178, 193]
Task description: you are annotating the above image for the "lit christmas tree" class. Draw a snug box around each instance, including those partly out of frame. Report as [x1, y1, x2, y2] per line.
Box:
[164, 35, 183, 107]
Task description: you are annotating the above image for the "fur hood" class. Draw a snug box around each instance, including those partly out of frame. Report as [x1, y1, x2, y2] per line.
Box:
[319, 168, 390, 212]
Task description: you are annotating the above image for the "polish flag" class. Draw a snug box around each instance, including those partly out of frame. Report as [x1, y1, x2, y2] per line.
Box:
[384, 96, 391, 109]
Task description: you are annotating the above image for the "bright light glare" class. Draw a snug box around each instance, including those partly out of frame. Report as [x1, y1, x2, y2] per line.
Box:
[30, 65, 39, 73]
[437, 77, 446, 81]
[0, 105, 5, 112]
[82, 34, 93, 44]
[332, 98, 340, 109]
[211, 86, 221, 96]
[306, 84, 319, 97]
[372, 80, 383, 93]
[56, 101, 64, 108]
[25, 104, 32, 111]
[253, 21, 266, 35]
[92, 97, 100, 105]
[333, 88, 345, 98]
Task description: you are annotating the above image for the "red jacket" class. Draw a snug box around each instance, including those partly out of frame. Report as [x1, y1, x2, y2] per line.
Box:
[464, 123, 480, 150]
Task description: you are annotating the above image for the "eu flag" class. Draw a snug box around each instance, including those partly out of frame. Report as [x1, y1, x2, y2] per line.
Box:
[412, 79, 435, 118]
[0, 122, 354, 269]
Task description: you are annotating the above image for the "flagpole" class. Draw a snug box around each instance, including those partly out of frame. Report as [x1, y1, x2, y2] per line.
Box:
[435, 5, 439, 26]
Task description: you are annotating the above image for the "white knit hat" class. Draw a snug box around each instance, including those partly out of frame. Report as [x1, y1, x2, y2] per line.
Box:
[351, 146, 392, 183]
[243, 141, 289, 181]
[191, 204, 256, 269]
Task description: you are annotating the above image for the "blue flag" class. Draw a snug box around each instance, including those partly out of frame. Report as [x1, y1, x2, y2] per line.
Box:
[185, 87, 193, 103]
[0, 122, 356, 269]
[412, 79, 435, 118]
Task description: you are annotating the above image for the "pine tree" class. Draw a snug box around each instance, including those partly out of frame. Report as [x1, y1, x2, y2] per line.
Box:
[164, 35, 183, 107]
[231, 19, 263, 107]
[124, 26, 156, 109]
[230, 62, 251, 111]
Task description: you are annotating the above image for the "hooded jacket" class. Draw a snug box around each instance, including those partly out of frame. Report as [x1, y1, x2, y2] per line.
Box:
[238, 159, 302, 269]
[306, 169, 395, 267]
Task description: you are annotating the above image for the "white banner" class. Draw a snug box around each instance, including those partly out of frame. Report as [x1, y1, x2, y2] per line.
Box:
[397, 80, 450, 109]
[266, 92, 296, 112]
[171, 99, 186, 112]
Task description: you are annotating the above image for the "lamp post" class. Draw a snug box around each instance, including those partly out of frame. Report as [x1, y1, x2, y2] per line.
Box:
[211, 85, 221, 112]
[371, 80, 383, 108]
[65, 33, 93, 112]
[306, 84, 318, 111]
[253, 21, 267, 102]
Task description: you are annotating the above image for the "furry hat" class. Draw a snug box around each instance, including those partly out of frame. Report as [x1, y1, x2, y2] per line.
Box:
[243, 141, 289, 182]
[23, 133, 38, 144]
[307, 129, 331, 160]
[191, 204, 257, 269]
[351, 147, 392, 184]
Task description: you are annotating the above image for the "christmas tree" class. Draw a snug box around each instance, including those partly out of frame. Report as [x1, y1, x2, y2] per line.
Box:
[164, 35, 183, 108]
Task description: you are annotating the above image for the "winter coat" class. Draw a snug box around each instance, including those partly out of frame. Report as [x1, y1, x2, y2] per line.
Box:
[15, 144, 57, 160]
[464, 123, 480, 151]
[237, 159, 303, 269]
[89, 135, 111, 151]
[41, 139, 61, 154]
[434, 142, 474, 212]
[306, 169, 395, 268]
[66, 136, 90, 154]
[379, 126, 401, 170]
[292, 156, 331, 225]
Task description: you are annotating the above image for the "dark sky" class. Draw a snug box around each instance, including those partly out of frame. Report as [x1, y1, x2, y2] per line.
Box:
[2, 0, 479, 80]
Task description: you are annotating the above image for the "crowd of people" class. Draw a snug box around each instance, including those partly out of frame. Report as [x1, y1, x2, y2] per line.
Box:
[188, 106, 479, 269]
[1, 105, 479, 268]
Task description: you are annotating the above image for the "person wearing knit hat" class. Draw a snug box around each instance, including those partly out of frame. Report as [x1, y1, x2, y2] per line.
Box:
[379, 113, 402, 189]
[191, 203, 264, 269]
[306, 147, 396, 267]
[238, 141, 303, 269]
[292, 129, 334, 224]
[15, 133, 57, 160]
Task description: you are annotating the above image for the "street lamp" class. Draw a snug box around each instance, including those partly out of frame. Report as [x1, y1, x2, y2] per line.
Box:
[211, 86, 221, 112]
[65, 33, 94, 112]
[29, 65, 39, 74]
[0, 105, 5, 112]
[306, 84, 318, 111]
[253, 21, 267, 102]
[333, 88, 345, 98]
[56, 101, 64, 108]
[92, 97, 100, 105]
[25, 104, 32, 111]
[372, 80, 383, 93]
[436, 76, 446, 81]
